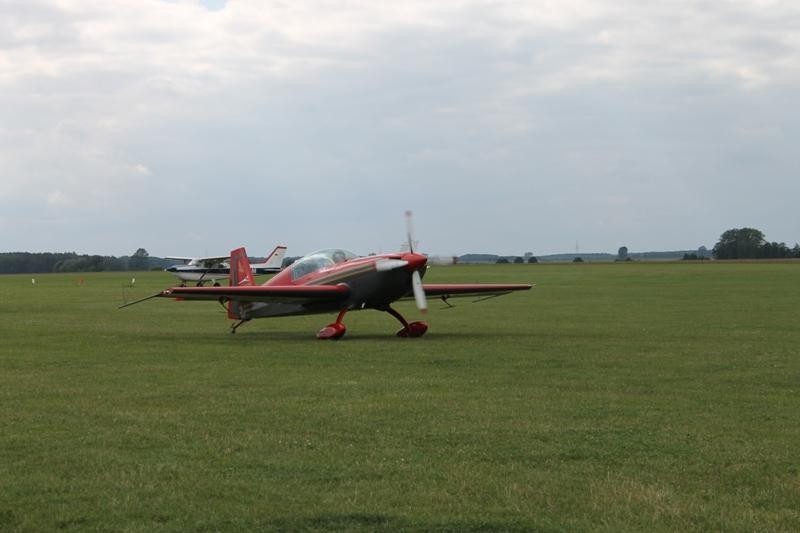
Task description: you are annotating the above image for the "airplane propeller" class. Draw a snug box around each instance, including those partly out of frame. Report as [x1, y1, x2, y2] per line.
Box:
[405, 210, 428, 313]
[411, 269, 427, 313]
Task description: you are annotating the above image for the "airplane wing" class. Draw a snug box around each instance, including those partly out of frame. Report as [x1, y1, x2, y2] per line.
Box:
[156, 284, 349, 305]
[119, 284, 349, 309]
[420, 283, 533, 299]
[165, 256, 230, 267]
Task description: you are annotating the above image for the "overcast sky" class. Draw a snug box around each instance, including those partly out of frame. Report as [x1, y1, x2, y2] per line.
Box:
[2, 0, 798, 257]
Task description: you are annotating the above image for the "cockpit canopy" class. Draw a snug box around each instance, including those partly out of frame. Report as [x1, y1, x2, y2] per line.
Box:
[289, 249, 358, 281]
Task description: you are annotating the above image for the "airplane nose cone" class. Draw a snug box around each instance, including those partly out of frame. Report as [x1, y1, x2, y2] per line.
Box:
[403, 253, 428, 272]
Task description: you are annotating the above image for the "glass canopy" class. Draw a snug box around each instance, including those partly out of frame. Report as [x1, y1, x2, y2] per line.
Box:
[289, 249, 358, 280]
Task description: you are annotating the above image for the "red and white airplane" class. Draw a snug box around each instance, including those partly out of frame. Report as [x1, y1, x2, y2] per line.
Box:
[122, 215, 532, 339]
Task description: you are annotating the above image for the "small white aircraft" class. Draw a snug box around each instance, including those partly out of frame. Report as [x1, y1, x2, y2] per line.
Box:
[166, 245, 287, 286]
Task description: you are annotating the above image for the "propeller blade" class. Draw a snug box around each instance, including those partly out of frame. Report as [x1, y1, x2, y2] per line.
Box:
[411, 270, 427, 313]
[405, 210, 415, 253]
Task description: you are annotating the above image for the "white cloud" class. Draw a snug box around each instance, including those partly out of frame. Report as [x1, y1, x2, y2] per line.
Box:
[132, 163, 151, 175]
[46, 189, 70, 206]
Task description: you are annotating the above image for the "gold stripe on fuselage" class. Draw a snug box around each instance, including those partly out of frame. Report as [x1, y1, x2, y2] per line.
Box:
[307, 262, 375, 286]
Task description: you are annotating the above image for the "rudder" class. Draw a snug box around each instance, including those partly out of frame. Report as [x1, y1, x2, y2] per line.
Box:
[228, 247, 255, 320]
[229, 247, 255, 287]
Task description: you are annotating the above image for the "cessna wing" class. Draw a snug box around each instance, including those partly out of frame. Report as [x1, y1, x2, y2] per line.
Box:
[165, 256, 230, 267]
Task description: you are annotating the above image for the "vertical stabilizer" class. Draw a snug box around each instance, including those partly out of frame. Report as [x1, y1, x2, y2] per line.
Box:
[229, 247, 255, 287]
[261, 245, 287, 271]
[228, 247, 254, 320]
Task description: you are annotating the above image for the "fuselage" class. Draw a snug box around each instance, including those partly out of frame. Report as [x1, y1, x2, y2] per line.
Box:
[242, 250, 427, 319]
[166, 264, 280, 282]
[165, 265, 229, 282]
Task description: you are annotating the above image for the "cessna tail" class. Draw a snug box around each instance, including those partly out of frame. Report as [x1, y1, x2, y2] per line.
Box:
[252, 245, 287, 274]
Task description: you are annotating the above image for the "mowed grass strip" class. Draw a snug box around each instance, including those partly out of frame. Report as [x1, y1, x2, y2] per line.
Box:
[1, 262, 798, 531]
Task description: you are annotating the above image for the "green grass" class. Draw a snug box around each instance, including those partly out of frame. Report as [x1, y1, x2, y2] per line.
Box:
[1, 262, 799, 531]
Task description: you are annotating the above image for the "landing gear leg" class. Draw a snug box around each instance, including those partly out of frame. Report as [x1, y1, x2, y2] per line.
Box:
[384, 306, 428, 338]
[230, 319, 249, 334]
[317, 309, 347, 340]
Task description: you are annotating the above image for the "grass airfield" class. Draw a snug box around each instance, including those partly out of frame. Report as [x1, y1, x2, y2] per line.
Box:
[1, 262, 799, 531]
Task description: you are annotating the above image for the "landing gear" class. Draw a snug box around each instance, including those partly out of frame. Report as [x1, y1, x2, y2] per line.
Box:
[398, 321, 428, 337]
[230, 319, 249, 334]
[384, 306, 428, 338]
[317, 309, 348, 340]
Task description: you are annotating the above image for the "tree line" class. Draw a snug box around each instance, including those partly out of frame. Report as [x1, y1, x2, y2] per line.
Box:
[2, 229, 797, 274]
[0, 248, 152, 274]
[711, 228, 799, 260]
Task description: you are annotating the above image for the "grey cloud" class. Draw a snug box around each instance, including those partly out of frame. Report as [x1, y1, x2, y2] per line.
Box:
[1, 1, 799, 255]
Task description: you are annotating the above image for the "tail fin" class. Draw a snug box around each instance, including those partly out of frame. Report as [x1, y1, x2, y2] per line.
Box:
[228, 247, 254, 320]
[262, 245, 287, 270]
[229, 247, 255, 287]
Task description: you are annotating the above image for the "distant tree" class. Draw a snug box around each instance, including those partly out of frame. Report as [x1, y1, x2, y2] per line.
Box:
[0, 252, 92, 273]
[527, 256, 538, 264]
[617, 246, 628, 261]
[573, 257, 584, 263]
[682, 253, 699, 260]
[697, 245, 709, 259]
[712, 228, 765, 259]
[1, 251, 139, 273]
[102, 256, 125, 271]
[129, 248, 150, 270]
[513, 257, 524, 264]
[761, 241, 791, 259]
[793, 244, 800, 258]
[496, 257, 510, 264]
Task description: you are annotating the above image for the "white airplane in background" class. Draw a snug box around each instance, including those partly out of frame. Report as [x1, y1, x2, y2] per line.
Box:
[166, 245, 287, 286]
